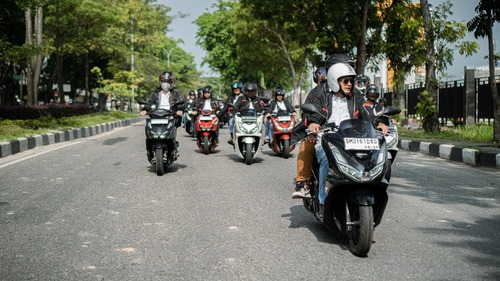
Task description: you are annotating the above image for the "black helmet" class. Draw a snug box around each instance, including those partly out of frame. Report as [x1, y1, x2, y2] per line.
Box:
[274, 87, 285, 97]
[244, 82, 257, 92]
[197, 88, 203, 98]
[365, 84, 380, 100]
[355, 75, 370, 93]
[379, 97, 387, 104]
[159, 71, 174, 83]
[313, 67, 327, 84]
[231, 81, 243, 90]
[188, 90, 196, 96]
[325, 54, 355, 71]
[202, 85, 214, 97]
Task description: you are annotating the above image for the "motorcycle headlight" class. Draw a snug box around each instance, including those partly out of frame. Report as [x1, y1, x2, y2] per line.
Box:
[328, 142, 386, 183]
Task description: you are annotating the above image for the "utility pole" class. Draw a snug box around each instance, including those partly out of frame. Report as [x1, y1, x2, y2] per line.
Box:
[130, 17, 134, 112]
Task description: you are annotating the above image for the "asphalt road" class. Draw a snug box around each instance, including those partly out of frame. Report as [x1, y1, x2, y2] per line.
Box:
[1, 123, 499, 281]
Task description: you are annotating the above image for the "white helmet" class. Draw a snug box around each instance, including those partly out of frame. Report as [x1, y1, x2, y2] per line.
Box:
[327, 63, 356, 92]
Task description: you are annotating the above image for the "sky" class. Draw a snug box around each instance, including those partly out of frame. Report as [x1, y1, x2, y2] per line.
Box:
[157, 0, 499, 80]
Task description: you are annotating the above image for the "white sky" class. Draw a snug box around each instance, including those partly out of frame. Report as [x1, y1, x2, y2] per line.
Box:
[157, 0, 499, 80]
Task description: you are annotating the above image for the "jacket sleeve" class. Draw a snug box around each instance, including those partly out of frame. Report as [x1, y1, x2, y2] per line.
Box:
[306, 87, 327, 125]
[142, 90, 158, 111]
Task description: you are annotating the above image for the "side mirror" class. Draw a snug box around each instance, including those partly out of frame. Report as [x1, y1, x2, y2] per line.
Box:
[378, 106, 401, 116]
[300, 103, 319, 114]
[137, 99, 147, 105]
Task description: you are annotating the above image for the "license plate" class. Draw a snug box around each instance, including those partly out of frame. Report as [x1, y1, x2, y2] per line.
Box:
[277, 116, 291, 122]
[199, 116, 213, 121]
[150, 119, 170, 124]
[344, 138, 380, 150]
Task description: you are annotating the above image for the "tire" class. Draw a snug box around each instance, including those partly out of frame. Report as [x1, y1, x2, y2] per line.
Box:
[348, 204, 374, 257]
[186, 121, 192, 135]
[155, 147, 164, 176]
[203, 135, 210, 155]
[282, 139, 290, 159]
[244, 142, 253, 165]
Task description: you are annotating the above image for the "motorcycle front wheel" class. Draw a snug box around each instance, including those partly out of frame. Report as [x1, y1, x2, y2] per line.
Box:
[203, 136, 210, 155]
[282, 139, 291, 159]
[348, 204, 374, 257]
[155, 147, 164, 176]
[244, 142, 253, 165]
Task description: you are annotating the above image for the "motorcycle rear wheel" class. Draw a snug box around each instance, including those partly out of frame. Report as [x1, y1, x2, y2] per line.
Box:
[203, 136, 210, 155]
[155, 147, 164, 176]
[244, 142, 253, 165]
[282, 139, 290, 159]
[348, 204, 374, 257]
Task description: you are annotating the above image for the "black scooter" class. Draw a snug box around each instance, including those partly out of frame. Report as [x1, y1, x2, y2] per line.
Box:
[300, 103, 400, 257]
[139, 100, 184, 176]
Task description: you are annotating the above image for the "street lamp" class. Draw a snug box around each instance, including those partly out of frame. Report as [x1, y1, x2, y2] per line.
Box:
[163, 48, 175, 68]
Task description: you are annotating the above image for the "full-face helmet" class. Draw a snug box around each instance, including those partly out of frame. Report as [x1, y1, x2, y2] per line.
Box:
[159, 71, 174, 84]
[354, 75, 371, 94]
[365, 84, 380, 101]
[313, 67, 327, 84]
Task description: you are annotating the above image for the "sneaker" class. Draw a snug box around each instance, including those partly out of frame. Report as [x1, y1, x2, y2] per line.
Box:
[264, 138, 270, 144]
[227, 138, 234, 145]
[292, 181, 311, 199]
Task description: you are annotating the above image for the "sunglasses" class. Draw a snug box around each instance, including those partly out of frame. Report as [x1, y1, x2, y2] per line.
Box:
[341, 78, 354, 85]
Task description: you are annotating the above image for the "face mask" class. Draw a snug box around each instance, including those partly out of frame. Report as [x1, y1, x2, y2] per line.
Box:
[161, 82, 171, 91]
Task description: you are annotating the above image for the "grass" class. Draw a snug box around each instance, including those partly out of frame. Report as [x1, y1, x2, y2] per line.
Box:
[398, 123, 497, 145]
[0, 111, 138, 142]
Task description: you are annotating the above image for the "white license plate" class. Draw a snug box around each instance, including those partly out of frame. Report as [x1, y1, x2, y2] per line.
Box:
[199, 116, 213, 121]
[344, 138, 380, 150]
[150, 119, 170, 124]
[277, 116, 291, 122]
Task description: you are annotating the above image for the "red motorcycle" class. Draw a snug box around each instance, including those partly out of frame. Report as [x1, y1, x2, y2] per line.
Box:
[195, 109, 218, 154]
[268, 110, 296, 158]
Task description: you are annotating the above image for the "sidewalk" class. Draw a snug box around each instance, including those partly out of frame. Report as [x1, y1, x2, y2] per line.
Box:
[0, 117, 143, 159]
[397, 138, 500, 169]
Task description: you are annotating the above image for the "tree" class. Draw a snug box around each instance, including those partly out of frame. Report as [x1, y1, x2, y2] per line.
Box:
[24, 1, 45, 106]
[468, 0, 500, 143]
[420, 0, 439, 132]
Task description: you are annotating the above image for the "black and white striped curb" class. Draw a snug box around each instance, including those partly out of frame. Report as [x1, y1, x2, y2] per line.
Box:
[0, 117, 143, 159]
[398, 139, 500, 169]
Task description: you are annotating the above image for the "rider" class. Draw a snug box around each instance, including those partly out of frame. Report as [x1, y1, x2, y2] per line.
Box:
[223, 81, 244, 145]
[292, 54, 355, 199]
[264, 87, 296, 144]
[192, 85, 221, 142]
[362, 84, 381, 117]
[140, 71, 184, 122]
[307, 63, 388, 218]
[182, 90, 197, 129]
[234, 82, 265, 114]
[354, 74, 370, 96]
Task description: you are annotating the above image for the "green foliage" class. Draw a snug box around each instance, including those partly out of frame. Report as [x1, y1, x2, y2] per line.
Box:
[0, 112, 136, 141]
[399, 123, 494, 143]
[415, 90, 437, 118]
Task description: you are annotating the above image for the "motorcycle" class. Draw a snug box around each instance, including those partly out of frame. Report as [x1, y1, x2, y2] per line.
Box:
[300, 103, 400, 257]
[183, 103, 196, 136]
[195, 109, 218, 155]
[140, 100, 184, 176]
[232, 108, 266, 165]
[267, 110, 297, 158]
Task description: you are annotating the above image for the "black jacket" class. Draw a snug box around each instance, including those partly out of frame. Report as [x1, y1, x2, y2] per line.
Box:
[234, 94, 265, 113]
[141, 88, 184, 112]
[265, 99, 295, 115]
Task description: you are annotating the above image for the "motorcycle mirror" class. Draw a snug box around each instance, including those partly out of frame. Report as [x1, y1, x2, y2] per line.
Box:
[300, 103, 319, 114]
[378, 106, 401, 116]
[173, 100, 185, 106]
[137, 99, 147, 105]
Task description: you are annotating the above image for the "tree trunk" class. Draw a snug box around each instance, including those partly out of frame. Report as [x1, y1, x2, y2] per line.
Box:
[25, 6, 44, 106]
[420, 0, 440, 132]
[486, 11, 500, 142]
[83, 52, 90, 105]
[356, 0, 369, 74]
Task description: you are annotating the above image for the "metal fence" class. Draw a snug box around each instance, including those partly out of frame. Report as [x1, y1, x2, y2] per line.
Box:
[382, 76, 499, 124]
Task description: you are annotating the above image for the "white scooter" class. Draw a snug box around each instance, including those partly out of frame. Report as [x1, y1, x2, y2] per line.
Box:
[232, 108, 266, 165]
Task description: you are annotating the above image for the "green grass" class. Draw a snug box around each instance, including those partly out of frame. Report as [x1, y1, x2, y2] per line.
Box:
[0, 111, 138, 142]
[399, 123, 495, 143]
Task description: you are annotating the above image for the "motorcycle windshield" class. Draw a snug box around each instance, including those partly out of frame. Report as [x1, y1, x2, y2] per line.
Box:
[149, 108, 172, 118]
[338, 119, 376, 138]
[240, 109, 256, 117]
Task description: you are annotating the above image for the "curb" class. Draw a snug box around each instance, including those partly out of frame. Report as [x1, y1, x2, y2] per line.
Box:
[0, 117, 143, 159]
[397, 140, 500, 169]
